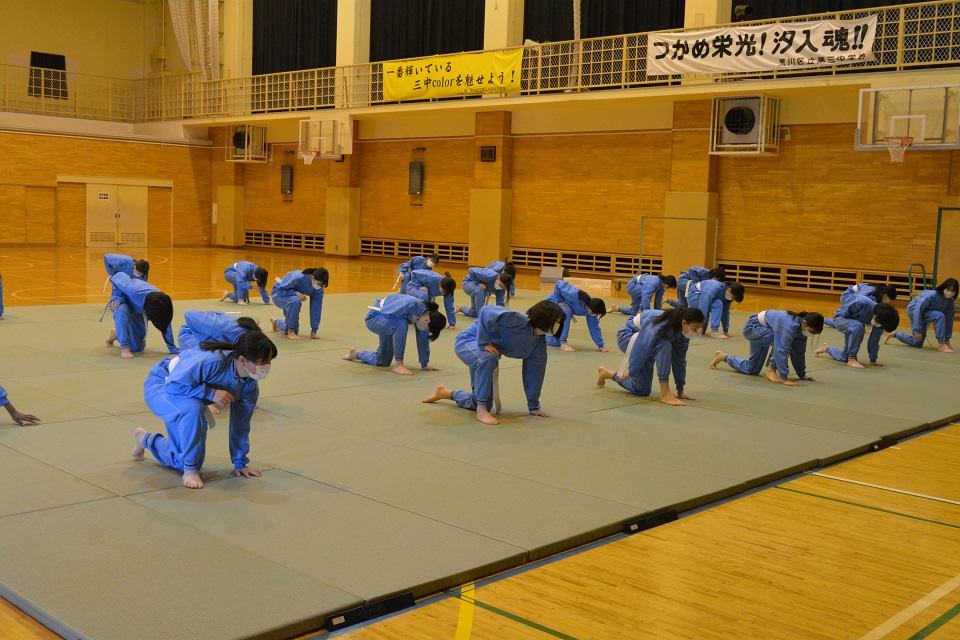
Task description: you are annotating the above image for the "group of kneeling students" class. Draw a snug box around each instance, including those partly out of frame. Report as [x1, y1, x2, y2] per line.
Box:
[31, 253, 953, 489]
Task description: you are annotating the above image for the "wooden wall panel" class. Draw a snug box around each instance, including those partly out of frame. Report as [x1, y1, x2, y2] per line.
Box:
[0, 186, 26, 244]
[510, 132, 671, 256]
[717, 123, 952, 272]
[148, 187, 173, 246]
[0, 131, 211, 247]
[242, 145, 328, 235]
[25, 187, 56, 244]
[56, 183, 86, 245]
[357, 139, 473, 243]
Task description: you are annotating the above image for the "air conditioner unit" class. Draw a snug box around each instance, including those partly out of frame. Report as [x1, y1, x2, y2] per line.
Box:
[226, 125, 269, 163]
[710, 95, 781, 155]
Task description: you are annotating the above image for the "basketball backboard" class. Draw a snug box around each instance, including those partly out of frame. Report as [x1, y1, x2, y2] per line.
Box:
[856, 84, 960, 151]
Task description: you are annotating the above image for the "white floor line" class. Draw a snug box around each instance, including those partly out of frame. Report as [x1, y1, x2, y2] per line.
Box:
[858, 572, 960, 640]
[811, 472, 960, 506]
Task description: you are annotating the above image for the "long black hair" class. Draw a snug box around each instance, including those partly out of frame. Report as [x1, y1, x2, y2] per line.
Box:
[727, 282, 745, 303]
[576, 289, 606, 318]
[661, 274, 677, 289]
[200, 330, 278, 364]
[527, 300, 566, 337]
[651, 307, 704, 337]
[303, 267, 329, 287]
[787, 310, 824, 334]
[439, 271, 456, 297]
[143, 292, 174, 334]
[420, 301, 446, 342]
[936, 278, 959, 297]
[253, 267, 268, 290]
[709, 267, 726, 281]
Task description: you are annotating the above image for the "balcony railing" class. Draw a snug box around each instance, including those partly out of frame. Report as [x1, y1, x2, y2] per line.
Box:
[1, 1, 957, 123]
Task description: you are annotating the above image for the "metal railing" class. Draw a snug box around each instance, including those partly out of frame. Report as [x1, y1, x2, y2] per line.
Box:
[1, 1, 958, 123]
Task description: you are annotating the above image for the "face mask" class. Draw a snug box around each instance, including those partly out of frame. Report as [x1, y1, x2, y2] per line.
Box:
[426, 260, 435, 268]
[725, 292, 735, 302]
[494, 283, 504, 291]
[682, 325, 696, 339]
[242, 360, 270, 381]
[547, 321, 561, 337]
[871, 320, 882, 328]
[946, 290, 957, 299]
[133, 269, 144, 278]
[415, 315, 430, 331]
[802, 330, 815, 338]
[312, 279, 324, 290]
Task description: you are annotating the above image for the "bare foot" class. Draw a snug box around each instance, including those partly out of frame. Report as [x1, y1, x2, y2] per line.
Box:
[814, 343, 829, 356]
[765, 369, 781, 384]
[182, 470, 204, 489]
[106, 328, 117, 347]
[560, 343, 576, 352]
[938, 343, 955, 353]
[882, 331, 893, 344]
[476, 405, 501, 425]
[132, 428, 147, 461]
[454, 304, 462, 314]
[847, 359, 865, 369]
[287, 331, 301, 341]
[422, 385, 452, 403]
[269, 318, 280, 333]
[608, 305, 619, 313]
[219, 291, 231, 302]
[710, 332, 729, 339]
[341, 348, 358, 361]
[393, 363, 414, 376]
[237, 300, 249, 306]
[710, 350, 727, 369]
[120, 347, 134, 359]
[597, 366, 614, 387]
[659, 393, 685, 406]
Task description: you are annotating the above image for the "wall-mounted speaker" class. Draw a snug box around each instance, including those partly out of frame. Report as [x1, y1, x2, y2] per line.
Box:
[408, 161, 423, 195]
[280, 165, 293, 195]
[480, 146, 497, 162]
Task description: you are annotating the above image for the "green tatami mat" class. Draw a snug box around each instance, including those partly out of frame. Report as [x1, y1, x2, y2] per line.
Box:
[130, 469, 528, 600]
[0, 445, 113, 516]
[0, 498, 358, 640]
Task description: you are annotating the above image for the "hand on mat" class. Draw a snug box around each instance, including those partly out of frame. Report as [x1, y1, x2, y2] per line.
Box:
[235, 467, 262, 478]
[530, 409, 550, 418]
[10, 410, 41, 426]
[421, 365, 441, 372]
[446, 325, 457, 330]
[212, 389, 234, 408]
[597, 347, 609, 352]
[779, 379, 803, 387]
[484, 345, 501, 357]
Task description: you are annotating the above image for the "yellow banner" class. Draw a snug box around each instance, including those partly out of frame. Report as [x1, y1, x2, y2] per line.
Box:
[383, 49, 522, 101]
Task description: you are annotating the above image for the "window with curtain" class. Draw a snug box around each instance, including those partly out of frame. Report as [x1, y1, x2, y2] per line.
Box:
[736, 0, 903, 22]
[523, 0, 683, 43]
[253, 0, 338, 74]
[370, 0, 484, 63]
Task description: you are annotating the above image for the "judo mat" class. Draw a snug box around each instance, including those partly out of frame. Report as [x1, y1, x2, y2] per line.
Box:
[1, 291, 958, 640]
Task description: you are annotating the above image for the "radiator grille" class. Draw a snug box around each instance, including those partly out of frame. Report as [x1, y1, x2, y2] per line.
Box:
[511, 247, 662, 277]
[718, 261, 923, 292]
[360, 238, 468, 262]
[245, 231, 325, 251]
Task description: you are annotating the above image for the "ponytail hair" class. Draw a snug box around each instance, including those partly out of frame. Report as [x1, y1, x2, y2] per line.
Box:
[200, 330, 278, 363]
[787, 310, 824, 334]
[420, 301, 447, 341]
[236, 316, 260, 332]
[709, 267, 727, 281]
[576, 289, 607, 318]
[651, 307, 704, 337]
[440, 272, 456, 297]
[143, 292, 174, 334]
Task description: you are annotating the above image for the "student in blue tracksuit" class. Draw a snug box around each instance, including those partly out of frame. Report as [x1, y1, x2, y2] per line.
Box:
[0, 384, 40, 425]
[422, 301, 566, 425]
[220, 261, 269, 306]
[711, 310, 823, 386]
[395, 253, 439, 289]
[885, 278, 957, 353]
[596, 307, 704, 406]
[824, 282, 898, 328]
[341, 294, 447, 375]
[103, 253, 149, 301]
[815, 297, 900, 368]
[668, 266, 725, 309]
[105, 272, 177, 359]
[133, 330, 277, 489]
[686, 279, 745, 339]
[457, 267, 513, 318]
[402, 269, 457, 328]
[269, 267, 328, 340]
[178, 310, 260, 350]
[487, 260, 517, 300]
[544, 280, 608, 352]
[609, 273, 677, 315]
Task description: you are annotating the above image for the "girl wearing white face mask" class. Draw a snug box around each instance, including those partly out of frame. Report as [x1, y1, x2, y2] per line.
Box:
[544, 280, 609, 352]
[597, 307, 703, 406]
[815, 299, 899, 368]
[342, 294, 447, 375]
[456, 266, 513, 319]
[423, 301, 565, 426]
[134, 330, 278, 490]
[712, 310, 823, 385]
[269, 267, 329, 341]
[394, 253, 439, 289]
[686, 280, 745, 339]
[885, 277, 957, 353]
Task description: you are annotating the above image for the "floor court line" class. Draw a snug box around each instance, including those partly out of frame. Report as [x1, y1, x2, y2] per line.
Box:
[455, 582, 475, 640]
[810, 472, 960, 507]
[858, 573, 960, 640]
[775, 487, 960, 530]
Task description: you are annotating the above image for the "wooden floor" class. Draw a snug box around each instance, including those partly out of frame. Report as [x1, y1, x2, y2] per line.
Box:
[1, 247, 958, 640]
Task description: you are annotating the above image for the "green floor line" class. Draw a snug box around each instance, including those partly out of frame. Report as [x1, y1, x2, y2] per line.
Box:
[775, 487, 960, 530]
[907, 602, 960, 639]
[446, 589, 579, 640]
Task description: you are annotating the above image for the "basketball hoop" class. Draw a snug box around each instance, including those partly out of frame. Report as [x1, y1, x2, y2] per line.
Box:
[299, 149, 317, 165]
[882, 136, 913, 163]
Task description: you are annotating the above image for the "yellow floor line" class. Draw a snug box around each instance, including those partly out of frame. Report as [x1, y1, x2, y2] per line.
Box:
[455, 583, 475, 640]
[858, 572, 960, 640]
